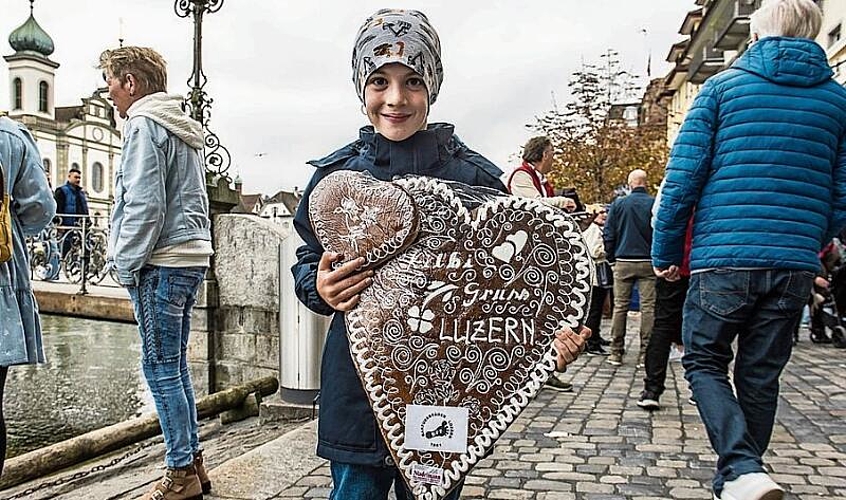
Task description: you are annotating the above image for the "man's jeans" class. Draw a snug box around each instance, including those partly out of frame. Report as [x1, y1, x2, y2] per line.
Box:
[643, 277, 688, 396]
[128, 265, 207, 468]
[329, 462, 464, 500]
[682, 269, 813, 496]
[610, 261, 656, 357]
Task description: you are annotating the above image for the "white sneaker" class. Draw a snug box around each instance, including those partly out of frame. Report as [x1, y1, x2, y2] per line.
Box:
[719, 472, 784, 500]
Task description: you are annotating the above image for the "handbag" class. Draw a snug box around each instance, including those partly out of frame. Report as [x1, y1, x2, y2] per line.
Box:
[0, 160, 12, 263]
[596, 261, 613, 289]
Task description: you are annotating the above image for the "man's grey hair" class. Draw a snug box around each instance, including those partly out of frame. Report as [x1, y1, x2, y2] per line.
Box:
[750, 0, 822, 40]
[628, 169, 647, 188]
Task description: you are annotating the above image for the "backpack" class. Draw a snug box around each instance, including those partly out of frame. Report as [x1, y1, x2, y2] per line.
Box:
[0, 160, 12, 263]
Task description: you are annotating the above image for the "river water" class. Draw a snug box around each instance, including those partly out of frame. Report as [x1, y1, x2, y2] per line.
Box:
[5, 315, 153, 458]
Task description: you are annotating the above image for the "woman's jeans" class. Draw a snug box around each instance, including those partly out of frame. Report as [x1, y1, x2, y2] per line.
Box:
[682, 269, 813, 496]
[330, 462, 464, 500]
[127, 265, 207, 468]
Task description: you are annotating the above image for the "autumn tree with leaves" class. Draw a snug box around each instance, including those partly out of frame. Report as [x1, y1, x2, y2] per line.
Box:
[529, 52, 668, 204]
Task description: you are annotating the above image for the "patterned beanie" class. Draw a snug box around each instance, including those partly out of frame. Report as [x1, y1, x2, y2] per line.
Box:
[352, 9, 443, 105]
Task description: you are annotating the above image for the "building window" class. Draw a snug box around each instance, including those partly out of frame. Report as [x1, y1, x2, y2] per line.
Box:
[829, 24, 842, 48]
[13, 78, 22, 110]
[38, 81, 49, 113]
[91, 162, 104, 193]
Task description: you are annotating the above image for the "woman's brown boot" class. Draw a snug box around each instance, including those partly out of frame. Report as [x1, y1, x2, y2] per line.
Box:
[194, 451, 211, 494]
[140, 464, 203, 500]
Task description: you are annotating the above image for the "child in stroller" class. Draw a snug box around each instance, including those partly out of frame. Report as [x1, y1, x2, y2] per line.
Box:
[805, 239, 846, 348]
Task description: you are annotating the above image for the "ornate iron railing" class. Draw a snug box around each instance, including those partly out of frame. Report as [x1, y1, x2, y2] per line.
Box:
[27, 214, 116, 294]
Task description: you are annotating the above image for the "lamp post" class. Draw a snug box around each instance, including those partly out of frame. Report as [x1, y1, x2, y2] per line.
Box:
[174, 0, 231, 179]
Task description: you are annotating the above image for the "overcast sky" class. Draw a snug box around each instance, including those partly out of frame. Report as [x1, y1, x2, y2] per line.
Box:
[0, 0, 694, 195]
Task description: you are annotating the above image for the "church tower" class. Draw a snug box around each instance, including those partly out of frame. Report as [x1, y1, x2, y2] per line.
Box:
[4, 0, 58, 119]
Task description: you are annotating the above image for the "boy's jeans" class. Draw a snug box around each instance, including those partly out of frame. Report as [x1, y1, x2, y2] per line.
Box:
[682, 269, 813, 496]
[330, 462, 464, 500]
[128, 265, 207, 468]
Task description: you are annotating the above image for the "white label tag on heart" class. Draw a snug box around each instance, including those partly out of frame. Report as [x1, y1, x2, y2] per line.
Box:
[405, 405, 469, 454]
[410, 463, 445, 486]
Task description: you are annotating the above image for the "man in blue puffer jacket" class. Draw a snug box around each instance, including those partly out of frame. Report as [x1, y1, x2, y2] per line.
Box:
[652, 1, 846, 499]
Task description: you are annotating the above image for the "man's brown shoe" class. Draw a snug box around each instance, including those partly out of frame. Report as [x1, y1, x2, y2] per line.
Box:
[194, 451, 211, 494]
[141, 465, 203, 500]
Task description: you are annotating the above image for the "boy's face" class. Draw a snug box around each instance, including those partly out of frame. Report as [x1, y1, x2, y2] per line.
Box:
[363, 63, 429, 142]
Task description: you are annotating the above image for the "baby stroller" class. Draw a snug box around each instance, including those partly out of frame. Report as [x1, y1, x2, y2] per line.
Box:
[810, 240, 846, 348]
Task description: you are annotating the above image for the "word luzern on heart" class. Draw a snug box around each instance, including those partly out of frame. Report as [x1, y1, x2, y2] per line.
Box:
[309, 171, 593, 500]
[437, 317, 537, 346]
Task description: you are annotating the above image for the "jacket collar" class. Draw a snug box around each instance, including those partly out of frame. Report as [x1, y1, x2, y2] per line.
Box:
[359, 123, 455, 173]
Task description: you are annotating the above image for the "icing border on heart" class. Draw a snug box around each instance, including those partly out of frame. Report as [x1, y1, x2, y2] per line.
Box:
[345, 175, 593, 500]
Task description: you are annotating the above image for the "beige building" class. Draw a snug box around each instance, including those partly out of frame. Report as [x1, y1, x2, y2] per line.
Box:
[817, 0, 846, 84]
[662, 0, 759, 147]
[2, 2, 121, 221]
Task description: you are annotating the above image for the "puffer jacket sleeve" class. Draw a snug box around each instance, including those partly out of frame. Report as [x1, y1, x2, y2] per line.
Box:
[652, 80, 718, 268]
[827, 133, 846, 243]
[12, 126, 55, 235]
[292, 174, 335, 316]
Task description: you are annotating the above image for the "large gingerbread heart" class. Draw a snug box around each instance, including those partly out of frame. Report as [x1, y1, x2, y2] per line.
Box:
[309, 169, 419, 270]
[312, 172, 592, 500]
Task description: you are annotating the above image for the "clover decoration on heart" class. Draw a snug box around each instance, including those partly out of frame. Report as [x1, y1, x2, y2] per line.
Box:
[309, 170, 593, 500]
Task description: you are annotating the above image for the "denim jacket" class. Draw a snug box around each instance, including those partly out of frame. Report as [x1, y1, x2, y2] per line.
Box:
[0, 117, 55, 365]
[108, 93, 210, 286]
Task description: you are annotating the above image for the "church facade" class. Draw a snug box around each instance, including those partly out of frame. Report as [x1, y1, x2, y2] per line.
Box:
[2, 2, 122, 221]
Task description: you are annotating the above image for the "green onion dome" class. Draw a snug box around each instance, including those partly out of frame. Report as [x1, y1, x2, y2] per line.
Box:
[9, 7, 54, 57]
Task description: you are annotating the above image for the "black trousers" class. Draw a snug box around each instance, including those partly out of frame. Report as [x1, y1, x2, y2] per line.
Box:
[643, 276, 689, 396]
[585, 286, 610, 350]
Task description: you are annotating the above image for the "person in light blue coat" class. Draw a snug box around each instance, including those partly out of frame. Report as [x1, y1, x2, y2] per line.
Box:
[0, 116, 56, 473]
[652, 1, 846, 499]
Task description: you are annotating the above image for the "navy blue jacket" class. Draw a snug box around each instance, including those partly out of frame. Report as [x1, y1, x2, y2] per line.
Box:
[603, 186, 654, 263]
[653, 37, 846, 272]
[54, 182, 88, 227]
[291, 123, 505, 466]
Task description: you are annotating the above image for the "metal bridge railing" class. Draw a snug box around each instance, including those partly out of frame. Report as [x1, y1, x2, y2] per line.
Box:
[26, 214, 117, 294]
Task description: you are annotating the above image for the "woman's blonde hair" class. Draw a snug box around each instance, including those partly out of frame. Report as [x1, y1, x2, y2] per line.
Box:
[750, 0, 822, 40]
[98, 46, 167, 95]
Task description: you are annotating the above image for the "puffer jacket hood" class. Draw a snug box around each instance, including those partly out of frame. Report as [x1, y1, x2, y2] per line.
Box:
[126, 93, 205, 149]
[734, 36, 833, 87]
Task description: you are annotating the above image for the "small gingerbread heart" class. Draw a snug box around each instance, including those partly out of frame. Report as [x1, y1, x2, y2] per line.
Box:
[310, 170, 420, 270]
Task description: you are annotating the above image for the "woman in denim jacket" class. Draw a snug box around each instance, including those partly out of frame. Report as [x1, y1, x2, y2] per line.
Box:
[0, 116, 55, 474]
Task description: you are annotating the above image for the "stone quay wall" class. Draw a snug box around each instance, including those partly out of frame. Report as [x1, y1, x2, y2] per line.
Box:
[189, 214, 293, 395]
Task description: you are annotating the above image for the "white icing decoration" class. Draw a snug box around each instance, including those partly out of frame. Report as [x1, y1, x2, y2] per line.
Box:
[341, 175, 593, 500]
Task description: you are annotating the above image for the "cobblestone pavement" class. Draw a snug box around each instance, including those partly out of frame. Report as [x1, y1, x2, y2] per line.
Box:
[275, 318, 846, 500]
